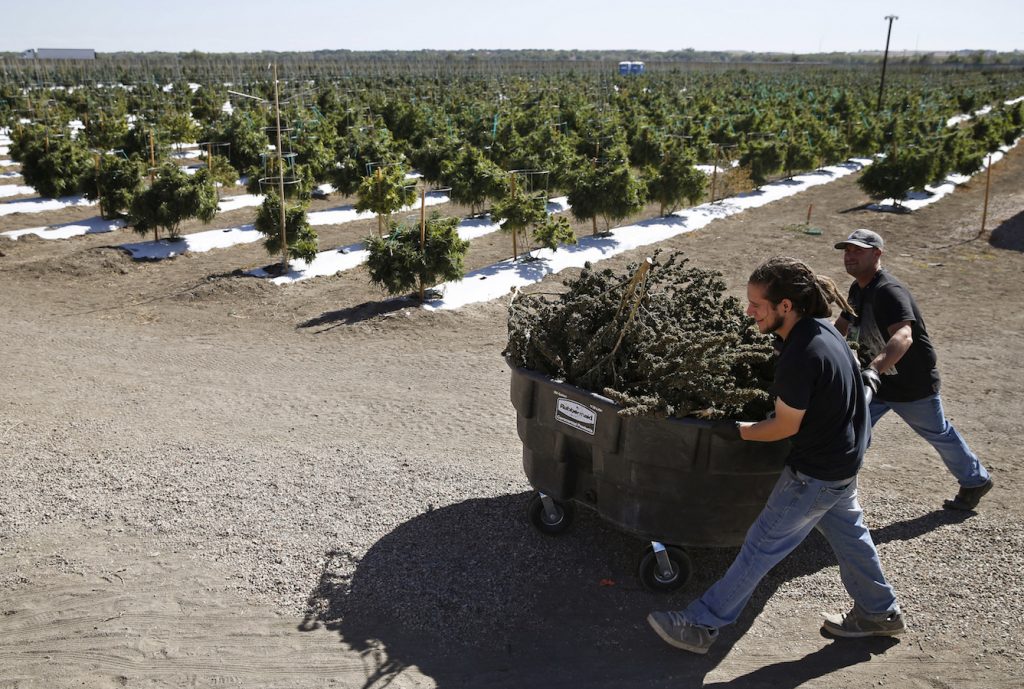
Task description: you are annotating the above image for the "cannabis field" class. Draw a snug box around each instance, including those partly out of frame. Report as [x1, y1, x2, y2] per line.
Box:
[2, 57, 1024, 688]
[2, 61, 1023, 307]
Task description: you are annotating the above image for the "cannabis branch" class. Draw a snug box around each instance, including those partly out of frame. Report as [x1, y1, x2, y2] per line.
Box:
[505, 251, 776, 420]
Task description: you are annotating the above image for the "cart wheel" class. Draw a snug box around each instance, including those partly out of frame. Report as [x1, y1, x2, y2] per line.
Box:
[527, 493, 575, 535]
[637, 544, 692, 592]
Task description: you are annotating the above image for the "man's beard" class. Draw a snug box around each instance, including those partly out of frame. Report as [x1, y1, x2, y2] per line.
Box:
[766, 311, 786, 334]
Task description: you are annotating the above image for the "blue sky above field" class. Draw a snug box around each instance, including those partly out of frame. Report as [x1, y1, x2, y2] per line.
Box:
[2, 0, 1021, 54]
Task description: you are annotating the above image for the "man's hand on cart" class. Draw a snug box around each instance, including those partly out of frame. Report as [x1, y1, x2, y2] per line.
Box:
[862, 367, 881, 404]
[711, 421, 743, 442]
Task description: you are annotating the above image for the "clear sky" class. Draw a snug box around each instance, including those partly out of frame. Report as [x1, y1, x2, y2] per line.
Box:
[2, 0, 1021, 54]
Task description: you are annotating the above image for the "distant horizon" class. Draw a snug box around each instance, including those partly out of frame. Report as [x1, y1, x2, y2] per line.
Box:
[6, 47, 1022, 57]
[2, 0, 1022, 55]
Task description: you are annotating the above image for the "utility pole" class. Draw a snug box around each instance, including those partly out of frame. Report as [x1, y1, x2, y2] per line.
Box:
[877, 15, 899, 112]
[272, 63, 288, 274]
[226, 77, 293, 273]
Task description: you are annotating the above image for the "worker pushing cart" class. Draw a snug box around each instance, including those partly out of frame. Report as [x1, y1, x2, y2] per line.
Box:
[648, 256, 904, 654]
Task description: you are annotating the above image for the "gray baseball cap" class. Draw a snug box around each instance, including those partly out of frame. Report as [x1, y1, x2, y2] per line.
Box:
[835, 228, 884, 250]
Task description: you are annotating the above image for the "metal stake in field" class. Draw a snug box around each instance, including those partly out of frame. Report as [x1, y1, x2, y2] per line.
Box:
[877, 15, 899, 112]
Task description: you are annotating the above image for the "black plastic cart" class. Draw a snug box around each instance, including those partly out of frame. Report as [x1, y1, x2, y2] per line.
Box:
[510, 365, 790, 591]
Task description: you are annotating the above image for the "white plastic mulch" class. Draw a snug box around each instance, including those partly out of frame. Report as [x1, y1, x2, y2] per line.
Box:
[1, 193, 263, 242]
[120, 191, 455, 261]
[0, 195, 95, 220]
[121, 223, 262, 260]
[420, 128, 1020, 310]
[868, 137, 1020, 212]
[247, 196, 570, 284]
[422, 160, 871, 311]
[216, 194, 264, 213]
[0, 184, 34, 198]
[2, 217, 126, 241]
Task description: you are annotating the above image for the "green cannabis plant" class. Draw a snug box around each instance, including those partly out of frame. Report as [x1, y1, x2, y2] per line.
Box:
[505, 251, 776, 420]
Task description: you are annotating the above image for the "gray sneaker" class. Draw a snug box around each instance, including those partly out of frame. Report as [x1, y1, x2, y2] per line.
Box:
[822, 607, 906, 638]
[647, 611, 718, 654]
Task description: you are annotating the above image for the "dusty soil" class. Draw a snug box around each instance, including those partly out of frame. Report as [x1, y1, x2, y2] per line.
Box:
[1, 149, 1023, 689]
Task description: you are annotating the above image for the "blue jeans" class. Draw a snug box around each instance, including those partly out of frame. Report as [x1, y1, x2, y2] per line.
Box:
[683, 466, 898, 630]
[870, 394, 990, 488]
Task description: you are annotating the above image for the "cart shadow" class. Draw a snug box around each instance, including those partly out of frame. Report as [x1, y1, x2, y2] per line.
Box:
[305, 494, 966, 689]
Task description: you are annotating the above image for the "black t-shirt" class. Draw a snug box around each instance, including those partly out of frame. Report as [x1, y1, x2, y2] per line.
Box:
[773, 318, 869, 481]
[841, 270, 940, 402]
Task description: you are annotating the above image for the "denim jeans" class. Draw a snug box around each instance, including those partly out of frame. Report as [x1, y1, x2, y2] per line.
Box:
[870, 394, 990, 488]
[683, 466, 898, 630]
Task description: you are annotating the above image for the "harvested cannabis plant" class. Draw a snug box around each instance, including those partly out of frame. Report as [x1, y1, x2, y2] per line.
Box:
[505, 251, 776, 420]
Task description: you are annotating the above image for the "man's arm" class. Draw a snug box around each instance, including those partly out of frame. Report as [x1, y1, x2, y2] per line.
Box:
[739, 397, 805, 442]
[869, 321, 913, 373]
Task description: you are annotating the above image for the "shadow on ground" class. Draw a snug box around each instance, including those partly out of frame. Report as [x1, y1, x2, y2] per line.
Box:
[299, 298, 416, 330]
[304, 493, 969, 688]
[990, 208, 1024, 251]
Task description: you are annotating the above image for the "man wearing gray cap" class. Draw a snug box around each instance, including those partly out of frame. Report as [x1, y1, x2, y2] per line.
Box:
[834, 229, 993, 511]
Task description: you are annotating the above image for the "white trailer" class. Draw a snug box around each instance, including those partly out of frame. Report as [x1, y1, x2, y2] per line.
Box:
[20, 48, 96, 60]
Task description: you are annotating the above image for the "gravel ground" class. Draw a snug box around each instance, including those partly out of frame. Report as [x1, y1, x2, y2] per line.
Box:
[1, 149, 1023, 687]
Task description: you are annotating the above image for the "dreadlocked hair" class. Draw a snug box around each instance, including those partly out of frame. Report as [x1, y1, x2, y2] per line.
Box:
[749, 256, 856, 318]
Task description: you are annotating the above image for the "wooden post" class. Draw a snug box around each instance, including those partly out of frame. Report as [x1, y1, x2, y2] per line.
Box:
[146, 131, 159, 240]
[510, 174, 518, 258]
[419, 188, 426, 302]
[806, 203, 813, 225]
[148, 129, 156, 183]
[376, 167, 384, 237]
[208, 143, 217, 200]
[94, 153, 103, 219]
[980, 154, 993, 237]
[710, 144, 719, 203]
[273, 63, 288, 274]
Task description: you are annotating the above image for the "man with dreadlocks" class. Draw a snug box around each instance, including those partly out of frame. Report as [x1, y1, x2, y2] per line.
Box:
[648, 256, 904, 654]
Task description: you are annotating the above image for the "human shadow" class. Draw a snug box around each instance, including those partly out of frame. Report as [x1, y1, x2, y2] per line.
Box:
[306, 492, 965, 688]
[703, 636, 900, 689]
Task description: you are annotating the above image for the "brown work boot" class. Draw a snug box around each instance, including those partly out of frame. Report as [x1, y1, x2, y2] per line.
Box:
[943, 478, 993, 511]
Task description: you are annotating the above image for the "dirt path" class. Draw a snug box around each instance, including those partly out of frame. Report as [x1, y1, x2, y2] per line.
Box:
[1, 149, 1022, 688]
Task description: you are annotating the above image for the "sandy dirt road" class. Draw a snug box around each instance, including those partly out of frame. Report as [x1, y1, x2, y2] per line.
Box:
[1, 149, 1022, 688]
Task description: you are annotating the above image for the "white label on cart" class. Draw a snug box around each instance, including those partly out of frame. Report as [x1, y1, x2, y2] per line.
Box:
[555, 396, 597, 435]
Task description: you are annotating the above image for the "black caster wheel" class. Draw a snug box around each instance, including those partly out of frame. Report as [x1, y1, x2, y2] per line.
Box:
[637, 543, 692, 592]
[527, 493, 575, 535]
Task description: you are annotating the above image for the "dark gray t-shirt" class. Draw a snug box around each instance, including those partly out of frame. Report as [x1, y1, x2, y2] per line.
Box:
[841, 270, 941, 402]
[773, 318, 868, 481]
